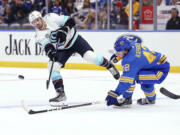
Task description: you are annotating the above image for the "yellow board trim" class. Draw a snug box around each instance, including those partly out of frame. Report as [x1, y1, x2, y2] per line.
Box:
[0, 61, 180, 73]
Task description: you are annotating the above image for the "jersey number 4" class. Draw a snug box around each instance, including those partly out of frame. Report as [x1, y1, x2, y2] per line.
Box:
[143, 51, 156, 64]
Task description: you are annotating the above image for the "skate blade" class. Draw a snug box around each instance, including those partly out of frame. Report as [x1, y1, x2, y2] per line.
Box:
[49, 101, 68, 107]
[113, 104, 132, 109]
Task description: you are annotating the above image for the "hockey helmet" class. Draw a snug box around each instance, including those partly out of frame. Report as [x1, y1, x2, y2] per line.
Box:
[114, 36, 133, 52]
[29, 10, 42, 25]
[119, 34, 142, 44]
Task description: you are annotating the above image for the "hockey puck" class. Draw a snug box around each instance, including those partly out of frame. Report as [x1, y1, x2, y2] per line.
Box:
[18, 75, 24, 80]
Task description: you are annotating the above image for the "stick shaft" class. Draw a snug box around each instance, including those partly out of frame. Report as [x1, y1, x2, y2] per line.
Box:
[22, 101, 105, 114]
[46, 61, 54, 89]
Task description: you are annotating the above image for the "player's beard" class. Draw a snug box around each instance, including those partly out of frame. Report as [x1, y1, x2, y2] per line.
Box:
[39, 19, 46, 30]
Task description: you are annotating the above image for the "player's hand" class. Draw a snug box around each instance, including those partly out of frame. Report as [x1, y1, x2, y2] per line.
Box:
[110, 54, 121, 63]
[47, 50, 58, 62]
[57, 26, 68, 46]
[105, 90, 119, 106]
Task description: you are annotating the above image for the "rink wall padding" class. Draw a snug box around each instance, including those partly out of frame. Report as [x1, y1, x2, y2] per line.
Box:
[0, 61, 179, 73]
[0, 30, 180, 73]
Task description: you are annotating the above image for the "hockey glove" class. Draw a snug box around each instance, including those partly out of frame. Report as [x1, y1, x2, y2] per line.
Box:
[45, 44, 58, 62]
[105, 90, 119, 106]
[56, 26, 69, 46]
[50, 26, 68, 45]
[47, 50, 58, 62]
[110, 54, 121, 63]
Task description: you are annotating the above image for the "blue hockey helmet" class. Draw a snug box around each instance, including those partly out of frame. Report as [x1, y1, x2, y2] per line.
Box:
[120, 34, 142, 44]
[114, 36, 133, 52]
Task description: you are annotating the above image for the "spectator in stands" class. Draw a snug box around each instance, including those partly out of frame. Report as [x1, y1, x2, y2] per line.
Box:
[169, 0, 179, 5]
[32, 0, 45, 11]
[0, 0, 8, 16]
[120, 0, 129, 7]
[82, 0, 93, 9]
[142, 0, 152, 6]
[15, 9, 28, 24]
[157, 0, 166, 6]
[65, 0, 78, 16]
[76, 0, 94, 28]
[125, 0, 139, 17]
[81, 11, 96, 29]
[59, 0, 67, 11]
[40, 0, 53, 16]
[74, 0, 84, 10]
[10, 0, 30, 15]
[98, 2, 107, 29]
[23, 0, 33, 12]
[90, 0, 106, 9]
[52, 0, 65, 15]
[165, 0, 171, 5]
[9, 0, 30, 25]
[166, 8, 180, 29]
[111, 1, 128, 29]
[2, 4, 16, 24]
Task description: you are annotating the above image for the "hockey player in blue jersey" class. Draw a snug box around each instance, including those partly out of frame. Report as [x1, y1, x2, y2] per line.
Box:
[106, 35, 170, 106]
[110, 34, 142, 63]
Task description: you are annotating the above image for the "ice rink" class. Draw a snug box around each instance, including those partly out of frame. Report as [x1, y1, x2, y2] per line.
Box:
[0, 67, 180, 135]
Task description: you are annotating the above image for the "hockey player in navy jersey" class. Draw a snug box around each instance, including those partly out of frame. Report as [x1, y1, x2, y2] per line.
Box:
[106, 35, 170, 106]
[28, 10, 120, 106]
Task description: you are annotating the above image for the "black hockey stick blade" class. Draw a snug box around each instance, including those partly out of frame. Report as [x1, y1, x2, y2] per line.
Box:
[21, 100, 105, 114]
[160, 87, 180, 99]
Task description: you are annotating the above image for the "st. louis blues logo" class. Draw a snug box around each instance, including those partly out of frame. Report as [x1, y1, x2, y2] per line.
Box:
[120, 41, 124, 45]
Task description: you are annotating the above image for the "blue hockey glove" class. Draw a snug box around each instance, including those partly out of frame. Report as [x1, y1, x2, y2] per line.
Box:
[105, 90, 119, 106]
[110, 54, 120, 63]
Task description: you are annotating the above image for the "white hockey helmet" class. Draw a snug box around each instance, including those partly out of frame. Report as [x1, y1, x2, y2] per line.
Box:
[29, 10, 42, 25]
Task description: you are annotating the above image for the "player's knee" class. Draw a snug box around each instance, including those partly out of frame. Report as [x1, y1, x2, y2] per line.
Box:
[141, 84, 154, 93]
[48, 61, 63, 81]
[83, 51, 104, 65]
[48, 61, 63, 71]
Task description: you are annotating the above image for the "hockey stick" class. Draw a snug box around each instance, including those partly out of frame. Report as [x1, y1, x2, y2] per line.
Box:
[46, 60, 54, 89]
[0, 73, 24, 80]
[160, 87, 180, 99]
[21, 100, 105, 114]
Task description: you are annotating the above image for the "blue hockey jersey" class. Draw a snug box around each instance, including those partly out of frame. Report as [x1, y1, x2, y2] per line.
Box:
[115, 42, 169, 95]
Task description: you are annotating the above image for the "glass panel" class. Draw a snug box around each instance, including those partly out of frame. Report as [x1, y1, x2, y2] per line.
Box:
[0, 0, 179, 30]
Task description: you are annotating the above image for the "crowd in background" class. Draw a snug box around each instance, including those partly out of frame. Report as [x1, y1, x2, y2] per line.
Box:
[0, 0, 180, 29]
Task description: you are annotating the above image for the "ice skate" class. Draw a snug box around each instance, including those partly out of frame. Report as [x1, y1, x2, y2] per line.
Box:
[137, 98, 155, 105]
[114, 97, 132, 108]
[107, 62, 120, 80]
[49, 89, 67, 107]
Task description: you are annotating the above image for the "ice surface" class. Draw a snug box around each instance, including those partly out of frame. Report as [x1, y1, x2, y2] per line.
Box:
[0, 67, 180, 135]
